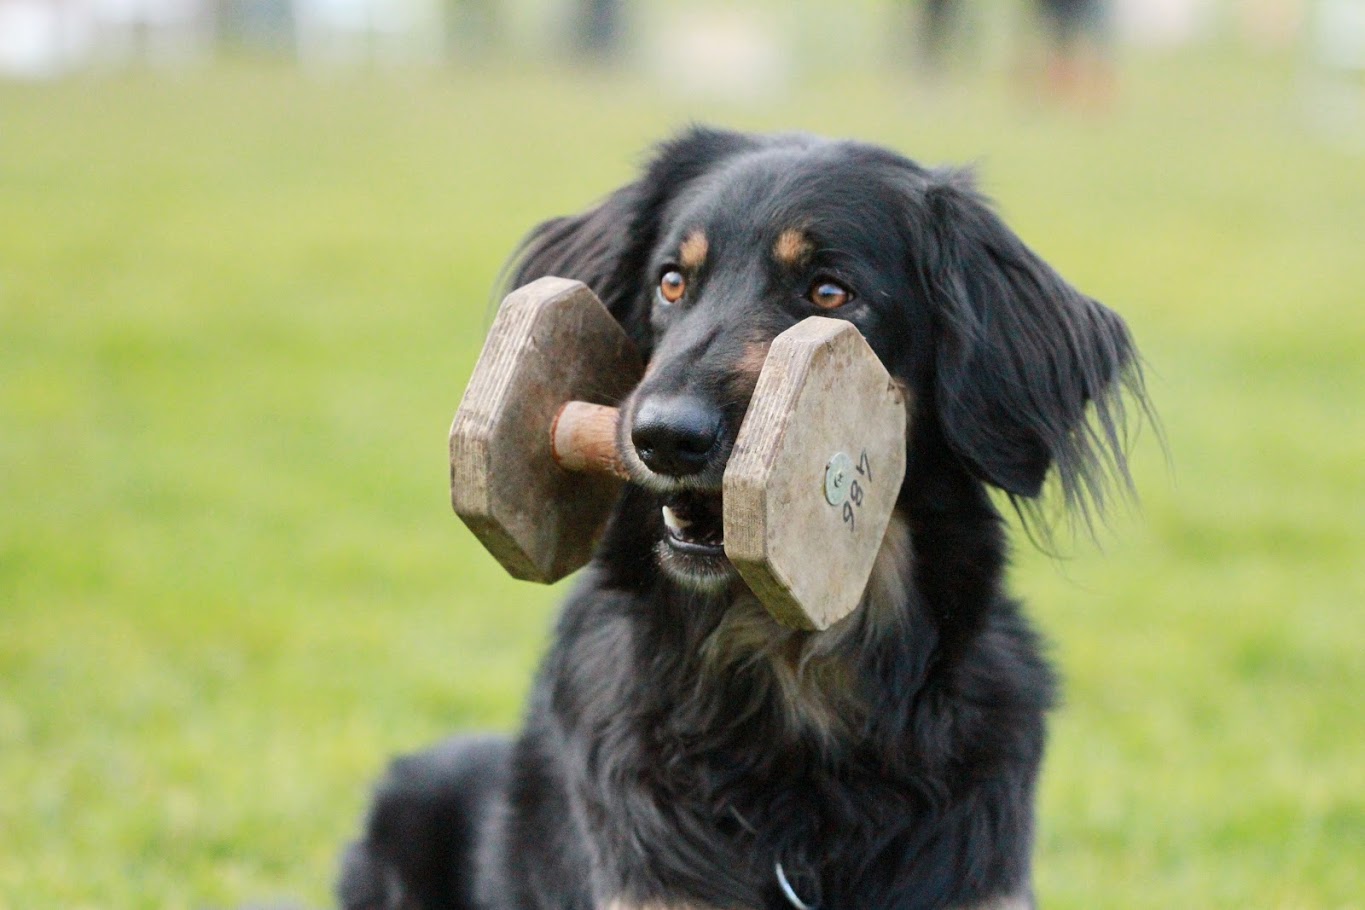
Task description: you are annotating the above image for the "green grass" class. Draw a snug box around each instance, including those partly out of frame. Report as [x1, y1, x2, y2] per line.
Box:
[1, 51, 1362, 909]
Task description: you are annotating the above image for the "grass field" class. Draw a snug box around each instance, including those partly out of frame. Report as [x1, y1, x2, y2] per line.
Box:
[1, 48, 1362, 909]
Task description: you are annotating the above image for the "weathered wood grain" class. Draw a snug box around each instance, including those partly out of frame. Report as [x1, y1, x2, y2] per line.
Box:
[723, 318, 907, 630]
[449, 277, 642, 583]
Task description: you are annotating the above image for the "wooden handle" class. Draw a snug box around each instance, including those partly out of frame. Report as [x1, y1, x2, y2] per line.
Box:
[551, 401, 628, 479]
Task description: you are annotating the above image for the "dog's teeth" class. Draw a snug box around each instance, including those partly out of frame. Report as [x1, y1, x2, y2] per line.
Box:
[662, 506, 691, 534]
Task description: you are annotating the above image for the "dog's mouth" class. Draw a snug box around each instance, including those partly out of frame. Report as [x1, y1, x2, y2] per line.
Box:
[660, 490, 725, 556]
[655, 488, 735, 592]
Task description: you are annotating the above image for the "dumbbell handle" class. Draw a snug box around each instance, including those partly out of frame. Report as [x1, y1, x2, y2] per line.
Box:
[550, 401, 629, 480]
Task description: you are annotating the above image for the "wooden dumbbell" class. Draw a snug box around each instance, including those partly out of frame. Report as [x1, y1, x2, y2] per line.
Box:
[450, 277, 906, 630]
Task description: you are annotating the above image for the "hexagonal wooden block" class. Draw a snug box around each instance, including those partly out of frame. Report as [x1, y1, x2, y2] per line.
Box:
[723, 318, 907, 631]
[449, 277, 643, 583]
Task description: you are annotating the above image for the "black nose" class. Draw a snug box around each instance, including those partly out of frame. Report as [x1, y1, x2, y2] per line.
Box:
[631, 396, 721, 477]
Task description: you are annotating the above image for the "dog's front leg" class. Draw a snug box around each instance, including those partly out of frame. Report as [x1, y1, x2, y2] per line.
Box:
[569, 778, 762, 910]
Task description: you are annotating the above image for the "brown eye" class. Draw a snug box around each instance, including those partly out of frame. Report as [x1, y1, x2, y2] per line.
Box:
[659, 269, 686, 304]
[809, 280, 851, 309]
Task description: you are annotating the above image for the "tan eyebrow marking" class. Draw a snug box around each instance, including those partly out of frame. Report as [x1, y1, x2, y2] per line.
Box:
[679, 230, 708, 270]
[774, 228, 814, 267]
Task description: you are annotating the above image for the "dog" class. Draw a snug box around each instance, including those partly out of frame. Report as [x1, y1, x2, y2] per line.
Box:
[337, 127, 1147, 910]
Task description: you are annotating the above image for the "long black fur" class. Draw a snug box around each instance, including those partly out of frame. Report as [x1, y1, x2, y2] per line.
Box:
[338, 128, 1148, 910]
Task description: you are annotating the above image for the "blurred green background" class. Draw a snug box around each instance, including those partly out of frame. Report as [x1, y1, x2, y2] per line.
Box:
[2, 2, 1363, 907]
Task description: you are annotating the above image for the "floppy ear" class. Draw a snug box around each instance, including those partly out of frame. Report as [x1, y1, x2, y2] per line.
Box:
[923, 171, 1143, 517]
[508, 180, 652, 347]
[508, 127, 761, 353]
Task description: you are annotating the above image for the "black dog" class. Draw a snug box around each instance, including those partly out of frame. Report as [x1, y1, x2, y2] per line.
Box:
[338, 128, 1146, 910]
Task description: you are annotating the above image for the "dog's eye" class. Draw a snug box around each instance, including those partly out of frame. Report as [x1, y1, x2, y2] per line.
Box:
[658, 269, 687, 305]
[809, 280, 852, 309]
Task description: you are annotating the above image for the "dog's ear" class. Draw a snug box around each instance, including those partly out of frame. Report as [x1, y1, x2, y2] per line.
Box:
[507, 180, 651, 346]
[508, 127, 760, 353]
[922, 170, 1144, 519]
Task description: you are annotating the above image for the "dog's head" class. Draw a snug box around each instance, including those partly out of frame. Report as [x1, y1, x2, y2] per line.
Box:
[512, 128, 1144, 592]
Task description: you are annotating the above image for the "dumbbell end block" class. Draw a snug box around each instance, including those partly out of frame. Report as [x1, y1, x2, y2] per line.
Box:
[450, 277, 642, 584]
[723, 317, 907, 631]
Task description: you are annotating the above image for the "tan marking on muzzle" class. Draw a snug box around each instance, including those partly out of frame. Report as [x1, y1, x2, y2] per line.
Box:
[729, 339, 772, 402]
[679, 230, 709, 271]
